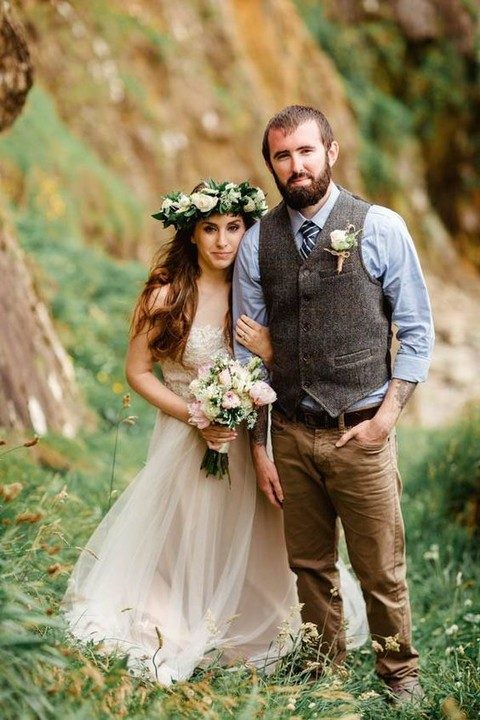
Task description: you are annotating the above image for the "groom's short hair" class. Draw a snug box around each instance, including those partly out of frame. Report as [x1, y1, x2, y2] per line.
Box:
[262, 105, 335, 165]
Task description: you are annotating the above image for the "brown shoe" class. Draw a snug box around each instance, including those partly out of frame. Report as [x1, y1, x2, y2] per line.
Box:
[386, 678, 425, 704]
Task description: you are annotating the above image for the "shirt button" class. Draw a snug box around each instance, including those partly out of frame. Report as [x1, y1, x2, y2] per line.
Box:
[302, 268, 310, 277]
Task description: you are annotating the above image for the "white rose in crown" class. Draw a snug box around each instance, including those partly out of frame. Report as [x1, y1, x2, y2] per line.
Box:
[325, 223, 361, 273]
[190, 192, 219, 212]
[243, 197, 256, 212]
[161, 197, 176, 213]
[177, 194, 192, 211]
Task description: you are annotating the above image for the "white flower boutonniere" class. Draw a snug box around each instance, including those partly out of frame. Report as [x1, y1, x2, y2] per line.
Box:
[325, 223, 361, 273]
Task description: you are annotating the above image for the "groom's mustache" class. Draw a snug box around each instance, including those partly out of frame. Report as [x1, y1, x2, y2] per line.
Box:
[287, 172, 314, 185]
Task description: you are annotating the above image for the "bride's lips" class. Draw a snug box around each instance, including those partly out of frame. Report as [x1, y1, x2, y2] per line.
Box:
[212, 252, 233, 260]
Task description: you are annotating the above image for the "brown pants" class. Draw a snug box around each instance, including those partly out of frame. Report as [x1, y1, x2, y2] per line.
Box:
[271, 410, 419, 682]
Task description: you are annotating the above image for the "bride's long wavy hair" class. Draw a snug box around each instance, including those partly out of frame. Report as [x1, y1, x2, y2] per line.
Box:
[131, 186, 254, 364]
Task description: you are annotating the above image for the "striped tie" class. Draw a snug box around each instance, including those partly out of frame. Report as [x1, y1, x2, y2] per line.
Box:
[299, 220, 320, 260]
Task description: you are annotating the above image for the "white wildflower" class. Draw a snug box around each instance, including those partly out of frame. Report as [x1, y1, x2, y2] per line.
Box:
[423, 544, 439, 561]
[384, 634, 400, 652]
[445, 623, 459, 636]
[359, 690, 380, 700]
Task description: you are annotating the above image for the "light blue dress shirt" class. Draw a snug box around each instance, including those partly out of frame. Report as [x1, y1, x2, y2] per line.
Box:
[232, 183, 434, 413]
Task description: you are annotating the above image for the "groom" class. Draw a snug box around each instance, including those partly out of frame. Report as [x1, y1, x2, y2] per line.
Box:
[233, 105, 434, 701]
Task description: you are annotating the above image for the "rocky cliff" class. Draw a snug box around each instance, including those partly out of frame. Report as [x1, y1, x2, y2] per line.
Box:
[1, 0, 479, 432]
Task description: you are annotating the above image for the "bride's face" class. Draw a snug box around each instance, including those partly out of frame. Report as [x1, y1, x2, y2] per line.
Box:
[192, 213, 246, 273]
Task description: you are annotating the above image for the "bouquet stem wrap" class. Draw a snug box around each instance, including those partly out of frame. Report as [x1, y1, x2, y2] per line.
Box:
[201, 443, 230, 484]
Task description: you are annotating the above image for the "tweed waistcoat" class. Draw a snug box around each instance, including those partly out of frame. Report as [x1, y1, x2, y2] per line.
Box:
[258, 187, 392, 417]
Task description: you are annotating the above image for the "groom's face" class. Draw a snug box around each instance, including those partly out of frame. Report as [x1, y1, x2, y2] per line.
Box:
[266, 120, 338, 210]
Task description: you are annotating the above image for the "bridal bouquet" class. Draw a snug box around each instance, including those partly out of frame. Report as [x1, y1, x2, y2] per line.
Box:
[187, 353, 276, 482]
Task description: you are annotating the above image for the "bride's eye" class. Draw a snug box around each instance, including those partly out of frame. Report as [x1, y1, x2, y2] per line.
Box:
[228, 224, 241, 232]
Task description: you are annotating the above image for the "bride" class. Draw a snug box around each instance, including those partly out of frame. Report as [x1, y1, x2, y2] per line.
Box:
[62, 179, 367, 685]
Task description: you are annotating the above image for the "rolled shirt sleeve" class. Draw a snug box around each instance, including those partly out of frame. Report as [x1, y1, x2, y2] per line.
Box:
[362, 206, 435, 383]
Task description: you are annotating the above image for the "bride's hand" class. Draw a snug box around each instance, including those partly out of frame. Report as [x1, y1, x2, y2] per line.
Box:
[199, 424, 237, 451]
[235, 315, 273, 368]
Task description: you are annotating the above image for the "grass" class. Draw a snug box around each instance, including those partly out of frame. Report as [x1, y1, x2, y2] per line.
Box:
[1, 414, 479, 719]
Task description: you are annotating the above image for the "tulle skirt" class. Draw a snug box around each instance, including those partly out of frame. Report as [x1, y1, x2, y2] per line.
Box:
[62, 411, 368, 684]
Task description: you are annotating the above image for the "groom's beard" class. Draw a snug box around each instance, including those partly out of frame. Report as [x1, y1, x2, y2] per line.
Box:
[273, 163, 331, 211]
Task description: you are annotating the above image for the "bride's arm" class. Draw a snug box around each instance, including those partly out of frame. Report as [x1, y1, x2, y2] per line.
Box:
[125, 328, 191, 424]
[235, 315, 273, 368]
[125, 291, 236, 447]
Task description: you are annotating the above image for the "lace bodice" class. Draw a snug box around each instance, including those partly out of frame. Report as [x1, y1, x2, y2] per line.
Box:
[160, 325, 228, 400]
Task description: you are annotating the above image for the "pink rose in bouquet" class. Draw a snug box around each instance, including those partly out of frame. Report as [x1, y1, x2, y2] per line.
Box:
[249, 381, 277, 406]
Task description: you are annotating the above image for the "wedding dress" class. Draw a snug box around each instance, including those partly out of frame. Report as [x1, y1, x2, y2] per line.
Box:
[62, 325, 368, 684]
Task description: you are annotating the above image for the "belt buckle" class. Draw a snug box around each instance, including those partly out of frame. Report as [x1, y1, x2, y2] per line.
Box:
[302, 411, 319, 428]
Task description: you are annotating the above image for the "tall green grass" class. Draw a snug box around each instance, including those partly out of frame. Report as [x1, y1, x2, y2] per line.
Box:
[1, 413, 479, 719]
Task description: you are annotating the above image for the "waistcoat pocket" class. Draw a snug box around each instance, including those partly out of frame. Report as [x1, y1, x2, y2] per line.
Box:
[334, 348, 372, 368]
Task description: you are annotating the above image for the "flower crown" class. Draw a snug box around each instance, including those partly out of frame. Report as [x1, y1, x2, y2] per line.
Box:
[152, 179, 268, 229]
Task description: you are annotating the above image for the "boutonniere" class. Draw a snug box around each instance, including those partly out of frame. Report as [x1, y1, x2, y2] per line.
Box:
[324, 223, 361, 273]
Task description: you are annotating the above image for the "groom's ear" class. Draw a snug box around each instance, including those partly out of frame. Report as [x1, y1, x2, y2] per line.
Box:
[327, 140, 340, 167]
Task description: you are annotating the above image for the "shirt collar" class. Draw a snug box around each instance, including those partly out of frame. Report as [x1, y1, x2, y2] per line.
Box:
[287, 183, 340, 236]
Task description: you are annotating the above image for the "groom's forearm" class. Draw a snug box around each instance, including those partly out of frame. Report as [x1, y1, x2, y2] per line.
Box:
[250, 405, 268, 448]
[373, 378, 417, 433]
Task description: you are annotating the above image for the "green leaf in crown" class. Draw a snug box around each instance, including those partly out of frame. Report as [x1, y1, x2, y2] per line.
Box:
[152, 179, 268, 229]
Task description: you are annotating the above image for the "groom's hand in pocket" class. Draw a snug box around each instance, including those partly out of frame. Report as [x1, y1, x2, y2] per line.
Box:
[335, 418, 389, 448]
[251, 445, 284, 509]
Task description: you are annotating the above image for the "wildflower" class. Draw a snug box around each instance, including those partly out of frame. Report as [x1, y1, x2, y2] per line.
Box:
[330, 586, 339, 597]
[308, 702, 316, 708]
[0, 482, 23, 502]
[41, 543, 61, 555]
[122, 415, 138, 426]
[16, 511, 44, 524]
[384, 634, 400, 652]
[155, 626, 163, 649]
[122, 393, 131, 408]
[423, 544, 439, 561]
[23, 436, 39, 448]
[54, 485, 68, 503]
[286, 702, 296, 711]
[464, 599, 472, 607]
[184, 687, 195, 699]
[445, 646, 454, 656]
[445, 624, 459, 636]
[457, 645, 465, 655]
[287, 696, 297, 705]
[359, 690, 380, 700]
[202, 696, 213, 706]
[455, 571, 462, 587]
[205, 609, 220, 637]
[442, 696, 468, 720]
[464, 613, 480, 624]
[300, 621, 319, 644]
[372, 640, 383, 653]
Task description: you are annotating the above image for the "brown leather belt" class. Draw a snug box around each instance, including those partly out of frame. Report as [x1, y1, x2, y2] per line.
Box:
[294, 405, 379, 429]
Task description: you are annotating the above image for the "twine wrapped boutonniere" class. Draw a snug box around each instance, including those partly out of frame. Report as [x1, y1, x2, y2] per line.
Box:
[324, 224, 361, 273]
